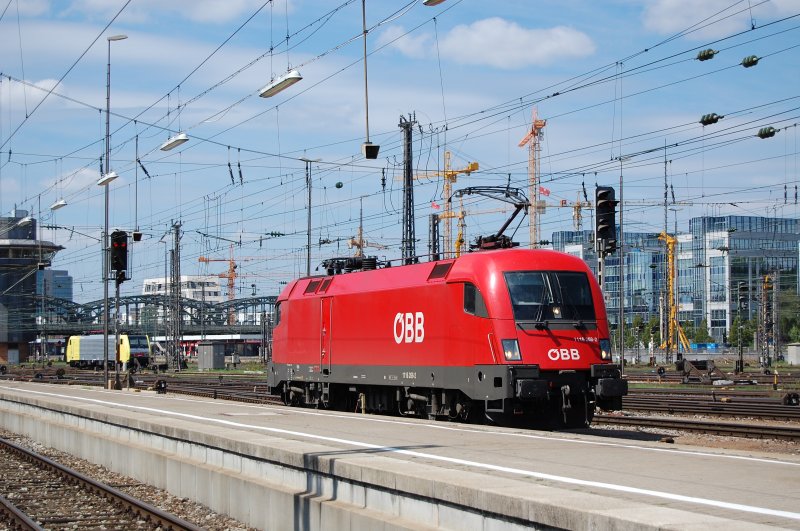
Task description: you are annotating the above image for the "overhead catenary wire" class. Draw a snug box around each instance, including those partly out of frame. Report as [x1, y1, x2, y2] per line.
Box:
[3, 1, 799, 299]
[0, 0, 133, 152]
[3, 6, 797, 200]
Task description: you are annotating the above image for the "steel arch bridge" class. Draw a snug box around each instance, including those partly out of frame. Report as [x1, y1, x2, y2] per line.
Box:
[38, 294, 277, 337]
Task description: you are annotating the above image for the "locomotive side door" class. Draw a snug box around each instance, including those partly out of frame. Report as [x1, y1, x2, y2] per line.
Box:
[320, 297, 332, 375]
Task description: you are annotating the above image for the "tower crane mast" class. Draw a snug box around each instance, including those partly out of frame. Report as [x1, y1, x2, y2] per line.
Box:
[518, 108, 546, 248]
[658, 231, 691, 357]
[348, 198, 387, 257]
[414, 151, 478, 258]
[198, 244, 259, 325]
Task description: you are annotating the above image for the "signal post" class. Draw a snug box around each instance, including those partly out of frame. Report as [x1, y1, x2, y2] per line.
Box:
[110, 230, 128, 389]
[595, 186, 618, 288]
[595, 186, 618, 367]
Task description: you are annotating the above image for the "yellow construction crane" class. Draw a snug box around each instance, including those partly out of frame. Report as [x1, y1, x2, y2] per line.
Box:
[450, 197, 510, 257]
[348, 198, 388, 257]
[518, 108, 546, 247]
[348, 226, 388, 257]
[198, 244, 258, 324]
[658, 231, 692, 354]
[550, 193, 593, 231]
[413, 151, 478, 258]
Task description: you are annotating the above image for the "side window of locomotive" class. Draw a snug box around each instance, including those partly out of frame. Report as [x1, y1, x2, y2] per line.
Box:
[463, 283, 488, 318]
[274, 302, 282, 326]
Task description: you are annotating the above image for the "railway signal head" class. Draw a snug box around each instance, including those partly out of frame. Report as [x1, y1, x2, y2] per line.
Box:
[110, 230, 128, 275]
[595, 186, 618, 256]
[737, 281, 748, 309]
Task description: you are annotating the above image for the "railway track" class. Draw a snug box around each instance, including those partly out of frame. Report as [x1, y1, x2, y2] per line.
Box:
[624, 368, 800, 386]
[0, 436, 204, 530]
[621, 395, 800, 421]
[141, 377, 800, 441]
[594, 414, 800, 440]
[2, 367, 798, 440]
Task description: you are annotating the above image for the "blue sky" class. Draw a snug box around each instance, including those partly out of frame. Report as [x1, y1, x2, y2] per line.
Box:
[1, 0, 798, 303]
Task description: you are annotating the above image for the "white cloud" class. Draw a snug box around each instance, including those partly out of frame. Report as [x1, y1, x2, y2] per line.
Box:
[378, 18, 595, 69]
[375, 26, 431, 59]
[642, 0, 799, 39]
[167, 0, 275, 24]
[2, 78, 61, 111]
[62, 0, 279, 24]
[60, 166, 101, 196]
[15, 0, 49, 16]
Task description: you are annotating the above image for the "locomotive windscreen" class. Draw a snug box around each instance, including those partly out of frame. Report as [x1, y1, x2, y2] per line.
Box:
[128, 335, 150, 349]
[505, 271, 595, 321]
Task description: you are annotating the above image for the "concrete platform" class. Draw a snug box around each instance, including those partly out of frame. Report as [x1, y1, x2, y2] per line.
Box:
[0, 380, 798, 530]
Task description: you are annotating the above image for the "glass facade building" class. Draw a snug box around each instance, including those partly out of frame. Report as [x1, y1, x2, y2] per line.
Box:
[552, 215, 800, 344]
[684, 215, 799, 342]
[0, 210, 62, 362]
[36, 269, 73, 301]
[552, 229, 665, 328]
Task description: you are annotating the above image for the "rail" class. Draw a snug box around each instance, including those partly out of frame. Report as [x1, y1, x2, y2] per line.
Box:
[594, 414, 800, 440]
[0, 436, 205, 531]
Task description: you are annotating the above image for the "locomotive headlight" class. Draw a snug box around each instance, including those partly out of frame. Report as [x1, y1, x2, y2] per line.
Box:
[501, 339, 521, 361]
[599, 339, 612, 360]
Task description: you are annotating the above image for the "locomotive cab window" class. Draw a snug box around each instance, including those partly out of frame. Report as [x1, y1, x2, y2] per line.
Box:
[274, 302, 282, 326]
[463, 283, 488, 318]
[552, 271, 595, 321]
[505, 271, 595, 322]
[128, 336, 149, 349]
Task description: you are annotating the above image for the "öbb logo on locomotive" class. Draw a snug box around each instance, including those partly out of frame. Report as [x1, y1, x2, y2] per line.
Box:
[393, 312, 425, 344]
[547, 348, 581, 361]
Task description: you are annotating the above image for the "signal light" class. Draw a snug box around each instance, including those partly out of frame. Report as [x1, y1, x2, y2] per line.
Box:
[699, 113, 722, 126]
[741, 55, 759, 68]
[595, 186, 618, 256]
[737, 281, 748, 309]
[757, 126, 777, 139]
[110, 230, 128, 275]
[696, 49, 718, 61]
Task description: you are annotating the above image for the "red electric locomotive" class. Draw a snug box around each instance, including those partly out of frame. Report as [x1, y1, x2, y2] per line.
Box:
[267, 247, 627, 428]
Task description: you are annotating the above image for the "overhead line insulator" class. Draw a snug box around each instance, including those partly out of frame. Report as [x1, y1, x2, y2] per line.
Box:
[696, 49, 718, 61]
[757, 126, 777, 139]
[699, 113, 723, 126]
[741, 55, 760, 68]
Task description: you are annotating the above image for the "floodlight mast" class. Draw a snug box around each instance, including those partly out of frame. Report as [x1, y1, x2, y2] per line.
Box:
[101, 33, 127, 389]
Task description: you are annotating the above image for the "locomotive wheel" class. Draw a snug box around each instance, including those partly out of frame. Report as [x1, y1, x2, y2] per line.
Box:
[561, 392, 591, 429]
[447, 395, 474, 422]
[282, 384, 299, 406]
[318, 395, 330, 409]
